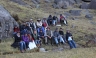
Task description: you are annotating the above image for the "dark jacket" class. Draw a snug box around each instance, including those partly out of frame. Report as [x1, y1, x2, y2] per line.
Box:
[59, 31, 64, 35]
[66, 32, 72, 42]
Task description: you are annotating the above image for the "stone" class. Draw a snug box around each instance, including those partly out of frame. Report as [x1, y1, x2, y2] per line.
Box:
[69, 10, 82, 16]
[39, 48, 48, 52]
[74, 0, 82, 4]
[32, 0, 40, 4]
[64, 12, 71, 17]
[82, 0, 92, 2]
[88, 0, 96, 9]
[0, 5, 18, 38]
[80, 2, 89, 9]
[85, 14, 93, 20]
[53, 0, 73, 9]
[10, 0, 27, 5]
[68, 0, 76, 5]
[45, 0, 51, 3]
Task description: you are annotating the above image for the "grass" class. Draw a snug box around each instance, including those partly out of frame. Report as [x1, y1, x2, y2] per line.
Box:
[0, 0, 96, 58]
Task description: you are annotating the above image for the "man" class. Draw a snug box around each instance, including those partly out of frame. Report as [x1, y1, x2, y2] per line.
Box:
[45, 27, 53, 45]
[66, 30, 76, 49]
[53, 28, 59, 46]
[58, 28, 65, 44]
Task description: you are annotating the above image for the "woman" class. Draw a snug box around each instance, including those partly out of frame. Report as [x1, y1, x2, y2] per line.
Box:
[12, 32, 26, 53]
[22, 33, 30, 48]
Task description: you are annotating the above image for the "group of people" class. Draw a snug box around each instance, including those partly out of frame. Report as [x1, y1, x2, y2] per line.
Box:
[11, 14, 76, 53]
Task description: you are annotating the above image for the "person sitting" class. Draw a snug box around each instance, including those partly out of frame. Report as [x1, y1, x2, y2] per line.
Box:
[38, 29, 45, 44]
[47, 15, 53, 26]
[45, 27, 53, 45]
[36, 19, 42, 28]
[29, 19, 36, 32]
[22, 33, 30, 49]
[42, 18, 48, 28]
[52, 16, 57, 26]
[11, 32, 26, 53]
[33, 30, 41, 47]
[58, 28, 65, 44]
[13, 25, 20, 34]
[60, 14, 68, 25]
[53, 28, 59, 46]
[66, 30, 76, 49]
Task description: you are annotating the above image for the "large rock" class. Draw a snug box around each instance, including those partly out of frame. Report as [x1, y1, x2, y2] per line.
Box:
[88, 0, 96, 9]
[53, 0, 71, 9]
[45, 0, 51, 3]
[85, 14, 93, 20]
[32, 0, 40, 4]
[10, 0, 27, 5]
[74, 0, 82, 4]
[0, 5, 18, 38]
[82, 0, 92, 2]
[80, 2, 89, 9]
[69, 10, 82, 16]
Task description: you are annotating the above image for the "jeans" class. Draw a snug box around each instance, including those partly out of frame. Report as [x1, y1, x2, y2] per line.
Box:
[19, 41, 26, 51]
[54, 37, 59, 44]
[68, 40, 76, 48]
[58, 35, 65, 43]
[35, 40, 41, 44]
[52, 20, 56, 25]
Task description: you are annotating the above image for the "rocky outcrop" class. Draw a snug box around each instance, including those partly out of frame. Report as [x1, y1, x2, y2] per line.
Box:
[10, 0, 27, 5]
[88, 0, 96, 9]
[0, 5, 18, 39]
[53, 0, 75, 9]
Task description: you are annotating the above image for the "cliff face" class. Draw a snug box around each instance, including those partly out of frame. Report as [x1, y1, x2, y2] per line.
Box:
[0, 5, 18, 38]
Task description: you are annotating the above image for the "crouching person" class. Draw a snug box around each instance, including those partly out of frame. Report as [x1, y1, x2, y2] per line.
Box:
[66, 30, 76, 49]
[11, 32, 26, 53]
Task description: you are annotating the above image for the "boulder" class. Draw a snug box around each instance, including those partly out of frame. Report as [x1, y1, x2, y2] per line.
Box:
[86, 39, 96, 47]
[0, 5, 18, 38]
[88, 0, 96, 9]
[74, 0, 82, 4]
[10, 0, 27, 5]
[82, 0, 92, 2]
[69, 10, 82, 16]
[53, 0, 73, 9]
[31, 0, 40, 4]
[85, 14, 93, 20]
[80, 2, 89, 9]
[45, 0, 51, 3]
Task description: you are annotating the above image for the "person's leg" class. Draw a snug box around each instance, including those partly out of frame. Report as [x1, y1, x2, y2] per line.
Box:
[25, 42, 29, 48]
[22, 41, 26, 50]
[44, 37, 48, 44]
[71, 40, 76, 48]
[59, 36, 65, 44]
[54, 37, 59, 46]
[68, 41, 74, 49]
[50, 37, 54, 45]
[19, 41, 24, 52]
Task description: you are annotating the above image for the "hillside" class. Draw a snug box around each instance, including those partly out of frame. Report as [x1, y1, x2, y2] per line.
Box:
[0, 0, 96, 58]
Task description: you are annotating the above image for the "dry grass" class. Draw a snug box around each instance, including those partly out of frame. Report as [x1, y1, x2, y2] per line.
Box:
[0, 0, 96, 58]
